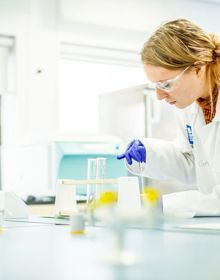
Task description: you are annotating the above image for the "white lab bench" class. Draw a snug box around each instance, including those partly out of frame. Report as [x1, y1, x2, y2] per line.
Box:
[1, 217, 220, 280]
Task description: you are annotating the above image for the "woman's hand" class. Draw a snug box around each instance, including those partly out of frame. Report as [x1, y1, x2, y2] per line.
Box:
[117, 139, 146, 165]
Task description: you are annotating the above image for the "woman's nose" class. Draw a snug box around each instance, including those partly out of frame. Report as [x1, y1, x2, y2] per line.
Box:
[156, 88, 169, 100]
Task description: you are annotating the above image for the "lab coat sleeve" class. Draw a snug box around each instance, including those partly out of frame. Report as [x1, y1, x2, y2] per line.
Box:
[126, 137, 196, 185]
[126, 108, 196, 185]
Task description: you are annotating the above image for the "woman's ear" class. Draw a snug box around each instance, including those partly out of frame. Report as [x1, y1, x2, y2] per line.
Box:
[195, 66, 201, 75]
[193, 62, 206, 76]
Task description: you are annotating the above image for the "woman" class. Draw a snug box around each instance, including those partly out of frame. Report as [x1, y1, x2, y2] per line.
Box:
[117, 19, 220, 198]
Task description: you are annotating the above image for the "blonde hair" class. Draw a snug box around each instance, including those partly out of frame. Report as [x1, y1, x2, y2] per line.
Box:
[141, 19, 220, 111]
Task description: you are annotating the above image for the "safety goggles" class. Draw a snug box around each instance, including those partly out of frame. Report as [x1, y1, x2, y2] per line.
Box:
[151, 66, 190, 92]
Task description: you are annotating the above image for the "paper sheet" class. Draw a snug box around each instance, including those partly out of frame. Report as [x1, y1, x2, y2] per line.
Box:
[163, 190, 220, 218]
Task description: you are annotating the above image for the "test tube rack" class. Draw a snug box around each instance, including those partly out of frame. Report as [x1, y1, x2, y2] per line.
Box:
[54, 178, 118, 217]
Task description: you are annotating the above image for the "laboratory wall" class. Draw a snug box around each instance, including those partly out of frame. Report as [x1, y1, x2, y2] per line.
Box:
[0, 0, 220, 195]
[1, 0, 220, 144]
[0, 0, 59, 145]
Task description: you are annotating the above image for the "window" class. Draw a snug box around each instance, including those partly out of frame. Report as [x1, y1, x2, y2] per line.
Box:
[58, 56, 146, 134]
[0, 36, 15, 95]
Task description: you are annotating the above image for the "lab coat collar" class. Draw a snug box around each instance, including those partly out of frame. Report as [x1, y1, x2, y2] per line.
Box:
[194, 90, 220, 143]
[190, 90, 220, 122]
[189, 102, 199, 115]
[212, 90, 220, 122]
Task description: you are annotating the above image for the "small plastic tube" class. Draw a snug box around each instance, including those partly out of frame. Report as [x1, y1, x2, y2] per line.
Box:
[70, 213, 85, 235]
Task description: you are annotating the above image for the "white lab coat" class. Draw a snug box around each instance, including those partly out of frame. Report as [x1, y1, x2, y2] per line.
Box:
[127, 92, 220, 195]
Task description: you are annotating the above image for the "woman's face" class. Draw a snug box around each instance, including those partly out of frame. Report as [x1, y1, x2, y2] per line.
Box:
[143, 64, 208, 109]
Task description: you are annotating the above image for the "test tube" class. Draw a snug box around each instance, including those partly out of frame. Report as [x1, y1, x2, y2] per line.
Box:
[95, 157, 106, 199]
[87, 158, 97, 206]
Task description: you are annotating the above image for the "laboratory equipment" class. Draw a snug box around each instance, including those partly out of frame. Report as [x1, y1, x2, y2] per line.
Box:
[55, 139, 126, 199]
[87, 158, 96, 206]
[87, 157, 107, 204]
[2, 138, 126, 201]
[86, 157, 106, 225]
[95, 157, 106, 199]
[54, 180, 77, 217]
[70, 213, 85, 234]
[0, 191, 28, 219]
[117, 177, 142, 218]
[56, 178, 118, 218]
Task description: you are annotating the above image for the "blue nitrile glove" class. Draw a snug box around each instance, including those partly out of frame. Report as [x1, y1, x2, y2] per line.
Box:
[117, 139, 146, 165]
